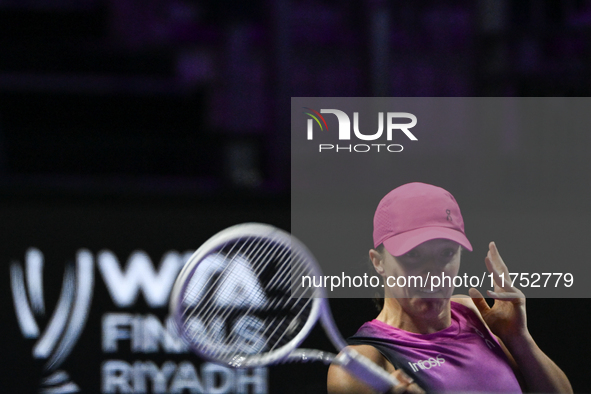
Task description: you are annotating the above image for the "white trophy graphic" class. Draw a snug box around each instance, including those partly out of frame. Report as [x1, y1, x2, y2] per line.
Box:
[10, 248, 94, 393]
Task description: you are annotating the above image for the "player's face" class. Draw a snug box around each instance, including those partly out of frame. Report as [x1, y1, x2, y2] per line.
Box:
[378, 239, 461, 315]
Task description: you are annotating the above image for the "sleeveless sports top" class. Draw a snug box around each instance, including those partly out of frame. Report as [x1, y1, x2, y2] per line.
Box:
[348, 302, 522, 393]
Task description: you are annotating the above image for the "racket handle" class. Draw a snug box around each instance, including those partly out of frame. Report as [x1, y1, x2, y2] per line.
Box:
[334, 348, 400, 393]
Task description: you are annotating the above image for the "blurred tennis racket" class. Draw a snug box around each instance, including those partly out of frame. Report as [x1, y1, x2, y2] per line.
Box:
[169, 223, 405, 393]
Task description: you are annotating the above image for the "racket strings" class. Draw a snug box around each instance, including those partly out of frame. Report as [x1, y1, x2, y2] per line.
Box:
[222, 252, 315, 355]
[179, 234, 317, 362]
[219, 241, 313, 351]
[182, 235, 246, 316]
[185, 235, 285, 342]
[217, 257, 314, 358]
[183, 234, 274, 330]
[188, 236, 287, 351]
[182, 233, 258, 318]
[225, 247, 318, 355]
[183, 236, 282, 355]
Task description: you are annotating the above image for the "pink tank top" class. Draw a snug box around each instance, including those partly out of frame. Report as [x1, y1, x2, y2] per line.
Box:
[348, 302, 522, 393]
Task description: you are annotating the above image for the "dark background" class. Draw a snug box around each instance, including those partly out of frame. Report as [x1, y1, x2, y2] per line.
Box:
[0, 0, 590, 393]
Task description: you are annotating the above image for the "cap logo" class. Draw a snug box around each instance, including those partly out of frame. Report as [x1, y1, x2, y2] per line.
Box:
[446, 209, 452, 221]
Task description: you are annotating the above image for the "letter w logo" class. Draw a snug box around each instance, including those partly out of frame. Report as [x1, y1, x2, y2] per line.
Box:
[98, 250, 191, 308]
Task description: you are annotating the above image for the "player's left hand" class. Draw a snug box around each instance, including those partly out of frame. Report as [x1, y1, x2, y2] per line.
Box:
[468, 242, 528, 344]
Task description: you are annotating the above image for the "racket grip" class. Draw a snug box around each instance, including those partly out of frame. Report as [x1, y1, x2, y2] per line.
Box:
[335, 348, 400, 393]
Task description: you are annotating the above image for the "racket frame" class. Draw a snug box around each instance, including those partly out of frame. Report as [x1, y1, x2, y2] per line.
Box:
[170, 223, 324, 367]
[170, 222, 401, 392]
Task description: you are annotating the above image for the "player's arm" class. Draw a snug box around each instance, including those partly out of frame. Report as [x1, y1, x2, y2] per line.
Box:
[451, 295, 526, 390]
[327, 345, 424, 394]
[456, 293, 572, 393]
[463, 242, 573, 394]
[501, 330, 572, 394]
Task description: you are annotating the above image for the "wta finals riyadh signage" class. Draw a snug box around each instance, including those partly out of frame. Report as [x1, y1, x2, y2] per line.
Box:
[10, 248, 268, 394]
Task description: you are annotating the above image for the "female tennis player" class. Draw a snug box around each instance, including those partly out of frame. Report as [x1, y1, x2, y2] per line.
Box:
[327, 182, 572, 394]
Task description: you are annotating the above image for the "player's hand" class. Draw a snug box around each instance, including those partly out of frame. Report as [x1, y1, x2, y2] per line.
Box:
[468, 242, 528, 343]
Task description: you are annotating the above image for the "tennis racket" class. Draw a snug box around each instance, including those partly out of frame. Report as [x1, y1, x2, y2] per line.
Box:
[169, 222, 405, 393]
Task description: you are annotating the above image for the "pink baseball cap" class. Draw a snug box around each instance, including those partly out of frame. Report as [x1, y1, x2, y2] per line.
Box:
[373, 182, 472, 256]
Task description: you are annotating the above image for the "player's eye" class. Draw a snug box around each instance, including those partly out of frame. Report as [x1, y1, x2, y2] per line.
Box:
[441, 248, 457, 258]
[405, 250, 420, 259]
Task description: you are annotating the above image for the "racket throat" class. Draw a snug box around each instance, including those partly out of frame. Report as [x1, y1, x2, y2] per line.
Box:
[334, 348, 399, 393]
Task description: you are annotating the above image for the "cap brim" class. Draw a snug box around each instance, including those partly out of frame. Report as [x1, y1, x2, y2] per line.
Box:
[382, 227, 473, 257]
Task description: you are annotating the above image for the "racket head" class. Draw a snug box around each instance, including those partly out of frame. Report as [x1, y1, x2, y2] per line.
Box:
[170, 223, 324, 368]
